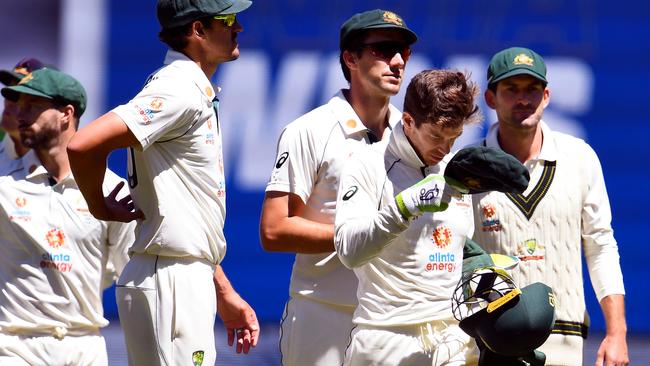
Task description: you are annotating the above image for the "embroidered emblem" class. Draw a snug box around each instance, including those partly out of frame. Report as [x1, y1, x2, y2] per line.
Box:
[516, 238, 545, 261]
[383, 11, 403, 26]
[192, 350, 205, 366]
[513, 53, 534, 66]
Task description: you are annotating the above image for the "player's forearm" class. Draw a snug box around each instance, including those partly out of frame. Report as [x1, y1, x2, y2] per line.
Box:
[335, 203, 406, 268]
[68, 142, 111, 217]
[214, 264, 237, 297]
[260, 216, 335, 253]
[600, 294, 627, 336]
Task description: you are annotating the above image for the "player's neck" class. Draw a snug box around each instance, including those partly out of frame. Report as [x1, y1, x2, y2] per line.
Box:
[496, 123, 543, 163]
[34, 131, 75, 183]
[345, 88, 391, 140]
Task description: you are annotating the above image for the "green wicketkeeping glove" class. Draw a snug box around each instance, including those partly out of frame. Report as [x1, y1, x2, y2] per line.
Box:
[395, 174, 468, 220]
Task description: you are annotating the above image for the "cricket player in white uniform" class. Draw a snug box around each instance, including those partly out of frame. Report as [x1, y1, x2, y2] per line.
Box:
[67, 1, 260, 365]
[0, 58, 46, 168]
[334, 70, 482, 366]
[0, 68, 135, 365]
[471, 47, 628, 366]
[259, 9, 417, 366]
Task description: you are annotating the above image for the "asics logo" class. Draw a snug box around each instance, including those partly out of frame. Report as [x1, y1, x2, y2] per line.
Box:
[342, 186, 358, 201]
[275, 152, 289, 169]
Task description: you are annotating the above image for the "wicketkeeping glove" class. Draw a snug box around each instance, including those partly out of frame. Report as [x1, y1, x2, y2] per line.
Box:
[395, 174, 468, 220]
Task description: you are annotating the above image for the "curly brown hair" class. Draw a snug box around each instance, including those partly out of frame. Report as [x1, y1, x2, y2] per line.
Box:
[403, 69, 482, 128]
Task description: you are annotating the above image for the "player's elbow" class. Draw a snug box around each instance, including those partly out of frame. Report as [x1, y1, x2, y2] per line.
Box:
[334, 228, 363, 269]
[259, 222, 284, 252]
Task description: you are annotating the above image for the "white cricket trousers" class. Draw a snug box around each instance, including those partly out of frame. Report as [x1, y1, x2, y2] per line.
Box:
[0, 331, 107, 366]
[279, 295, 355, 366]
[116, 253, 217, 366]
[344, 319, 479, 366]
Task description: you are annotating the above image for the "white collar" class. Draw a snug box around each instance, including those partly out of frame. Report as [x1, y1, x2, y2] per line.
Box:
[485, 120, 557, 162]
[164, 49, 217, 99]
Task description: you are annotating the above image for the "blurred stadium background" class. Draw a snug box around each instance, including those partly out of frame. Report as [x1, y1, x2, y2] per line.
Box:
[2, 0, 649, 364]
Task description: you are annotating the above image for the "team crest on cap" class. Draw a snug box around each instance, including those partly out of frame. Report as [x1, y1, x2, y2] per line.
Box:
[513, 53, 534, 66]
[463, 177, 482, 190]
[46, 228, 65, 248]
[432, 226, 452, 249]
[383, 11, 403, 26]
[18, 73, 33, 84]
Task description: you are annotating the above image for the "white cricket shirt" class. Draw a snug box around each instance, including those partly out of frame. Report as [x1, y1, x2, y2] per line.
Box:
[266, 91, 401, 306]
[112, 50, 226, 264]
[471, 121, 624, 326]
[0, 150, 134, 334]
[335, 123, 474, 326]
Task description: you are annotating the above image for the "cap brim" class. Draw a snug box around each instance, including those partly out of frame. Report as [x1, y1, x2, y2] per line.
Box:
[1, 84, 53, 102]
[0, 70, 21, 86]
[490, 68, 547, 85]
[219, 0, 252, 14]
[362, 24, 418, 44]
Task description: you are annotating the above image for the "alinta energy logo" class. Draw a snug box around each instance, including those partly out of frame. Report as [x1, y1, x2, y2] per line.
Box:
[45, 228, 65, 249]
[425, 226, 457, 273]
[432, 226, 452, 249]
[481, 203, 502, 232]
[41, 228, 73, 272]
[9, 196, 31, 222]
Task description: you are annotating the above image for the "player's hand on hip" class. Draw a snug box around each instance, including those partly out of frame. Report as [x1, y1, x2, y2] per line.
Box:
[395, 174, 467, 220]
[91, 181, 145, 222]
[217, 290, 260, 354]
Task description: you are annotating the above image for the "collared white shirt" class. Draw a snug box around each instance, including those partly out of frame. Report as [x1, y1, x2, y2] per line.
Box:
[0, 150, 134, 334]
[266, 91, 401, 306]
[477, 121, 624, 301]
[335, 123, 474, 326]
[112, 49, 226, 264]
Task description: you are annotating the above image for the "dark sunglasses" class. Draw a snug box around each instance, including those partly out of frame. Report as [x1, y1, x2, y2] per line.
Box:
[360, 41, 411, 62]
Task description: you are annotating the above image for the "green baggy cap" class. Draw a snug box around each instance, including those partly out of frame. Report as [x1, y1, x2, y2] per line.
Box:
[157, 0, 252, 29]
[340, 9, 417, 50]
[444, 146, 530, 194]
[487, 47, 547, 86]
[1, 68, 87, 117]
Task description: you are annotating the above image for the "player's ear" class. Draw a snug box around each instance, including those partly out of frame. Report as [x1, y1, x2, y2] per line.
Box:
[192, 20, 206, 38]
[484, 89, 496, 110]
[342, 50, 358, 71]
[402, 111, 414, 131]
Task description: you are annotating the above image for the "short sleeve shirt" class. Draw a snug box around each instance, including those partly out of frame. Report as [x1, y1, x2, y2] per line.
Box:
[112, 50, 226, 264]
[0, 150, 134, 333]
[265, 91, 401, 306]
